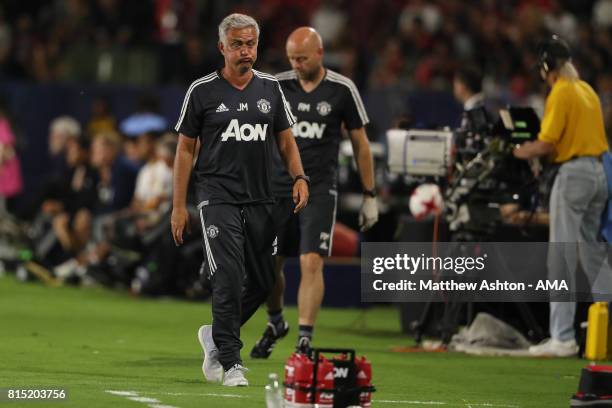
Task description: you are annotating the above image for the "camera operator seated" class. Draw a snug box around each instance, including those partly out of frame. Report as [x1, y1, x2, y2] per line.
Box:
[513, 35, 610, 357]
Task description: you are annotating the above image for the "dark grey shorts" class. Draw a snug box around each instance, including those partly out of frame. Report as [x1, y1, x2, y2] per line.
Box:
[273, 191, 337, 257]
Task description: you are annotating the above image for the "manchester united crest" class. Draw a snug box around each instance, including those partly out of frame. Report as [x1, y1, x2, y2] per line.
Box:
[257, 99, 271, 114]
[206, 225, 219, 239]
[316, 101, 332, 116]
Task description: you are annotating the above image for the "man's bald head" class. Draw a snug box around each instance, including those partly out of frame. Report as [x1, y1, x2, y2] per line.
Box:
[286, 27, 324, 81]
[287, 27, 323, 52]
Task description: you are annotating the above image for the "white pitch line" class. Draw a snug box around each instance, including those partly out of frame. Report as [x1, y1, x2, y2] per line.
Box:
[375, 401, 447, 405]
[106, 390, 139, 397]
[145, 391, 247, 399]
[107, 390, 517, 408]
[374, 400, 518, 407]
[105, 390, 180, 408]
[128, 396, 161, 403]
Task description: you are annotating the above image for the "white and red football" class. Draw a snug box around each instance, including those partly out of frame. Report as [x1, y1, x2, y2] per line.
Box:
[409, 183, 444, 219]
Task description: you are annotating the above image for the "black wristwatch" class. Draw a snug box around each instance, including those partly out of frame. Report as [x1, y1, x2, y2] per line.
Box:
[363, 188, 377, 198]
[294, 174, 311, 186]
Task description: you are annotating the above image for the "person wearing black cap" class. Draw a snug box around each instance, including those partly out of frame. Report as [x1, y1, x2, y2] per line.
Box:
[513, 35, 610, 357]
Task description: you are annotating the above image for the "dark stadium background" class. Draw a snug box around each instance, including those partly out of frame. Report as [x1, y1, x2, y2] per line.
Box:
[1, 0, 610, 208]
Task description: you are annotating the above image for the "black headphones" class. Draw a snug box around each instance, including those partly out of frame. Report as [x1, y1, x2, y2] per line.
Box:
[537, 34, 571, 74]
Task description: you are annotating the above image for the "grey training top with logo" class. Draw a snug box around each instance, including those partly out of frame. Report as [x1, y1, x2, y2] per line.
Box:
[271, 69, 369, 197]
[175, 69, 296, 205]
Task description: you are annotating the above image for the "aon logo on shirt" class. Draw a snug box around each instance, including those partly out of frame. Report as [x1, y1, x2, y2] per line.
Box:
[292, 121, 327, 139]
[221, 119, 269, 141]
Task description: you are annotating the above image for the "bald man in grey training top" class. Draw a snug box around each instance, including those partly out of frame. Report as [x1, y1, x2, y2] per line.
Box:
[250, 27, 378, 359]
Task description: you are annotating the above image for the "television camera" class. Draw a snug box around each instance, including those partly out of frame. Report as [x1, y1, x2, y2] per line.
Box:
[387, 106, 541, 237]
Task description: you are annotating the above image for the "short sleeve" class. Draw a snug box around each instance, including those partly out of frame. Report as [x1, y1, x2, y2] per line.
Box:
[340, 80, 369, 130]
[538, 85, 568, 145]
[274, 81, 296, 132]
[175, 83, 204, 138]
[134, 167, 147, 201]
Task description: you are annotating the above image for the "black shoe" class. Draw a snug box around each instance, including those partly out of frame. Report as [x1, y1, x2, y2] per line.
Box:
[570, 394, 612, 407]
[250, 320, 289, 359]
[296, 336, 312, 357]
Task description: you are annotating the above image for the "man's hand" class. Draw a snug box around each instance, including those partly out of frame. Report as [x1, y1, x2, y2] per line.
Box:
[292, 179, 309, 213]
[359, 196, 379, 231]
[513, 140, 555, 160]
[513, 143, 532, 160]
[171, 206, 191, 246]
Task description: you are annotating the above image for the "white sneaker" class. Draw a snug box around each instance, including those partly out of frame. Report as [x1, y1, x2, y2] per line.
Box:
[197, 325, 223, 383]
[528, 338, 578, 357]
[223, 364, 249, 387]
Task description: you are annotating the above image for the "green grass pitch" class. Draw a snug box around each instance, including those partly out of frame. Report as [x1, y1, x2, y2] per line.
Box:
[0, 275, 601, 407]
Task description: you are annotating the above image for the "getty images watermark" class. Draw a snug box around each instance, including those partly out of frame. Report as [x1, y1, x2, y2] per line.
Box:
[361, 242, 612, 302]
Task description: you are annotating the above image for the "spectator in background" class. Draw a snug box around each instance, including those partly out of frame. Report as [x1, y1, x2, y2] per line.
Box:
[453, 65, 485, 112]
[119, 94, 168, 167]
[123, 129, 163, 169]
[0, 98, 23, 213]
[29, 116, 82, 219]
[39, 136, 98, 221]
[119, 93, 167, 138]
[178, 34, 220, 83]
[45, 138, 98, 268]
[113, 132, 176, 246]
[122, 134, 141, 167]
[48, 116, 81, 178]
[157, 132, 177, 170]
[63, 137, 99, 215]
[0, 12, 12, 80]
[29, 135, 99, 270]
[134, 130, 159, 167]
[131, 131, 174, 214]
[102, 130, 173, 259]
[87, 97, 116, 137]
[90, 130, 138, 216]
[593, 0, 612, 28]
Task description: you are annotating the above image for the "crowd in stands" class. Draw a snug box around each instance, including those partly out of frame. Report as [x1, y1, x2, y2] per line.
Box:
[1, 0, 611, 136]
[0, 1, 610, 95]
[0, 91, 209, 297]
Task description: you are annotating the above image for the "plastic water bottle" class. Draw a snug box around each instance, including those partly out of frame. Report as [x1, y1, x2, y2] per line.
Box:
[265, 373, 284, 408]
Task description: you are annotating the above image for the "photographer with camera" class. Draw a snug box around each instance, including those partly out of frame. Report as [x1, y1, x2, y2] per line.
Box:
[513, 35, 610, 357]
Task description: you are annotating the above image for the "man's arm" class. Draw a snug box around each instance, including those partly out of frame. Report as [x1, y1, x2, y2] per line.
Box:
[348, 127, 375, 191]
[171, 134, 197, 245]
[276, 128, 309, 213]
[514, 86, 566, 161]
[348, 127, 378, 231]
[513, 140, 555, 160]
